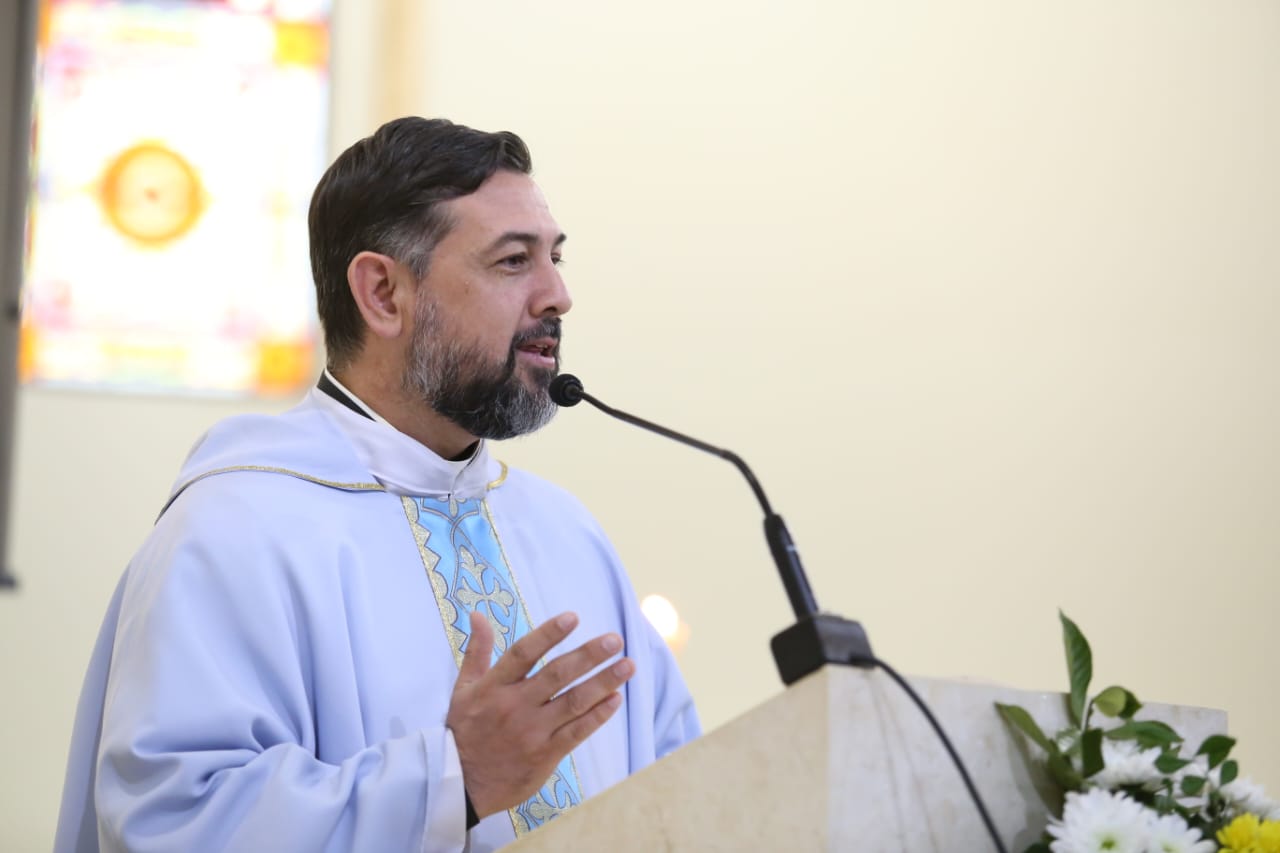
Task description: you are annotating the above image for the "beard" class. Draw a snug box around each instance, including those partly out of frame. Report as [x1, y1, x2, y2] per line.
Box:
[403, 299, 560, 442]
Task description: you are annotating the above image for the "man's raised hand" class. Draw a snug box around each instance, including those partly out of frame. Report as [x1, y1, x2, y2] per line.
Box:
[445, 610, 635, 819]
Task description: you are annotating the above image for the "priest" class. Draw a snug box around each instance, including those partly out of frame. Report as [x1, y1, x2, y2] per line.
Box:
[55, 116, 700, 853]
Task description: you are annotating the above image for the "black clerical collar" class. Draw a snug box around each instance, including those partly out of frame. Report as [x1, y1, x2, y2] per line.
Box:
[317, 372, 373, 421]
[316, 372, 481, 462]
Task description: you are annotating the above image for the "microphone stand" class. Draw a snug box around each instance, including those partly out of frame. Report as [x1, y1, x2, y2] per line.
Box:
[551, 374, 874, 685]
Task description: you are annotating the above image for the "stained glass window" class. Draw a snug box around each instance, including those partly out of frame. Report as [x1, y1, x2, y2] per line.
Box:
[21, 0, 331, 395]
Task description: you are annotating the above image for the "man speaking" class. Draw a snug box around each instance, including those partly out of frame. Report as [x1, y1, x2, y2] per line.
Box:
[55, 117, 700, 852]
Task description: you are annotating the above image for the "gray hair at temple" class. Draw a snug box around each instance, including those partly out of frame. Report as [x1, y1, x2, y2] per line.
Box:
[307, 117, 533, 370]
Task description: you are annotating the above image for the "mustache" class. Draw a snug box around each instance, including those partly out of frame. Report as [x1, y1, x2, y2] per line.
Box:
[512, 317, 562, 348]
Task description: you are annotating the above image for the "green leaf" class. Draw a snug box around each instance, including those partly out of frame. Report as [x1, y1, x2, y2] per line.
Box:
[1155, 752, 1191, 774]
[1081, 728, 1105, 777]
[1060, 611, 1092, 726]
[1047, 750, 1083, 791]
[1104, 720, 1182, 749]
[1092, 685, 1142, 719]
[1054, 727, 1080, 756]
[1181, 775, 1207, 797]
[1220, 759, 1239, 785]
[1196, 735, 1236, 769]
[996, 703, 1058, 754]
[1024, 843, 1053, 853]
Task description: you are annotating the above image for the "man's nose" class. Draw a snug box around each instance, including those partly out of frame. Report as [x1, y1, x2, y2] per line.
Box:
[532, 262, 573, 318]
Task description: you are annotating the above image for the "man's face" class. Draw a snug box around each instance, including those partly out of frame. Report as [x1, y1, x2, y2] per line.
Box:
[402, 170, 572, 441]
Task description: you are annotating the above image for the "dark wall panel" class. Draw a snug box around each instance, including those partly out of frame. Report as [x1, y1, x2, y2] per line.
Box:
[1, 0, 38, 588]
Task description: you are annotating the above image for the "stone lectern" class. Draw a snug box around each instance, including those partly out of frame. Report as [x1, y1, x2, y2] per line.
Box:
[507, 666, 1225, 852]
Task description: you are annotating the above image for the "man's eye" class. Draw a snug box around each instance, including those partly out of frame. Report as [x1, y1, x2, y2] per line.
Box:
[499, 253, 529, 269]
[551, 254, 566, 267]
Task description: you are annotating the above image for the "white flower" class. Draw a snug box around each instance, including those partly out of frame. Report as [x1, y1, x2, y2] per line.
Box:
[1048, 789, 1215, 853]
[1048, 789, 1152, 853]
[1089, 740, 1165, 791]
[1146, 812, 1214, 853]
[1219, 775, 1280, 819]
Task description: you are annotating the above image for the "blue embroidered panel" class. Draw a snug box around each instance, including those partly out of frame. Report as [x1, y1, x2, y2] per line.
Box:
[403, 495, 583, 834]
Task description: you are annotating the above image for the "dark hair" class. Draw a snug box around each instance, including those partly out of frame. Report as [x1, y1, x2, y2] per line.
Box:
[308, 117, 533, 369]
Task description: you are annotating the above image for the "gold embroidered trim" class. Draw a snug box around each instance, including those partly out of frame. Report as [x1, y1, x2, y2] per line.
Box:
[401, 497, 469, 666]
[158, 465, 385, 519]
[481, 498, 584, 836]
[486, 460, 508, 491]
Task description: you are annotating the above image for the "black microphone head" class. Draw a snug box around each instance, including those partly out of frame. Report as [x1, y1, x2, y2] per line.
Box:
[549, 373, 585, 407]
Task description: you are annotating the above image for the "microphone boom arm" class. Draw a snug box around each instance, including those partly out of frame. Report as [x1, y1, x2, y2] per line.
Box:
[577, 389, 819, 620]
[578, 391, 773, 514]
[554, 375, 873, 684]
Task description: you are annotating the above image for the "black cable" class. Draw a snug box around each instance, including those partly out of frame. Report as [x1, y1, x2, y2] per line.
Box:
[866, 655, 1009, 853]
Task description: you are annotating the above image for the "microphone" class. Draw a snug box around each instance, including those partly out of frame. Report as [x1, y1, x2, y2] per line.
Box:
[548, 374, 585, 407]
[549, 373, 874, 685]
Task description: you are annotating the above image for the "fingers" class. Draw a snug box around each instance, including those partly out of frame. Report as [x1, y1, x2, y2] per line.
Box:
[446, 611, 635, 818]
[489, 612, 579, 684]
[527, 631, 624, 700]
[545, 656, 634, 730]
[457, 610, 495, 683]
[550, 688, 626, 755]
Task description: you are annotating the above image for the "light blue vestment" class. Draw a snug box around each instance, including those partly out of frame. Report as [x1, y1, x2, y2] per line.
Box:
[55, 388, 700, 852]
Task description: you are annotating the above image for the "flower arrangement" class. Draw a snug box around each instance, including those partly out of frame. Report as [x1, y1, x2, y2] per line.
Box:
[996, 612, 1279, 853]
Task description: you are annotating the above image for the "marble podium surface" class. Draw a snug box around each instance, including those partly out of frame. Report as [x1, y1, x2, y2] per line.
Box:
[505, 666, 1225, 852]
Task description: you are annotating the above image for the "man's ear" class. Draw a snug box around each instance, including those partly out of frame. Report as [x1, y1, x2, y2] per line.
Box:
[348, 251, 411, 340]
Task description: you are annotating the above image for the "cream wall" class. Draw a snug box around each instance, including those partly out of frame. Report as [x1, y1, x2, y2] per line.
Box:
[3, 1, 1278, 849]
